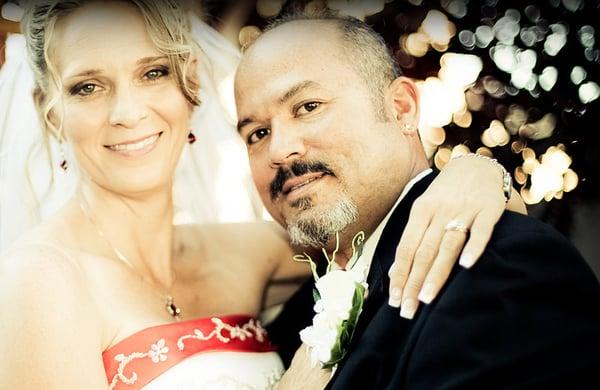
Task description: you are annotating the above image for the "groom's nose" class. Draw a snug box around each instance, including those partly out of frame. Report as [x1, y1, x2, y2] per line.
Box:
[268, 121, 307, 168]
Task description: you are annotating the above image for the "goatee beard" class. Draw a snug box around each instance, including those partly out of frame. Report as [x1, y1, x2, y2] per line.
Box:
[286, 195, 358, 248]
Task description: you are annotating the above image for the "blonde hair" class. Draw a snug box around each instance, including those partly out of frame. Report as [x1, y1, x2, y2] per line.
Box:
[21, 0, 201, 142]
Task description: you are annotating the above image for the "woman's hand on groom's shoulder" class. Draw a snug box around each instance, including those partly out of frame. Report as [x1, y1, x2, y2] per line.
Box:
[387, 155, 520, 319]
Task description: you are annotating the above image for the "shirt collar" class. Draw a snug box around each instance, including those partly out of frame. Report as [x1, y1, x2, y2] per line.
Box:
[335, 168, 433, 280]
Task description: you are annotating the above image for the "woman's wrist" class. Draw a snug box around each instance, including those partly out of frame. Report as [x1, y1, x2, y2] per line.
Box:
[452, 153, 513, 202]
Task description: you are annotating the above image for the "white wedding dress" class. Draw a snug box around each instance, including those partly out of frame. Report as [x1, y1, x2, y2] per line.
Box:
[0, 15, 263, 251]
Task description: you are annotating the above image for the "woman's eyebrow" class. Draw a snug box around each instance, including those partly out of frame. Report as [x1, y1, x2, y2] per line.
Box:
[136, 55, 169, 66]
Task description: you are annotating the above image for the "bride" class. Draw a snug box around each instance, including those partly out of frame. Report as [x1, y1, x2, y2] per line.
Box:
[0, 1, 523, 388]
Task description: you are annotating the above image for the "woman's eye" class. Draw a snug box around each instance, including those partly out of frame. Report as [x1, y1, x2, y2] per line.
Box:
[71, 83, 97, 96]
[248, 128, 271, 145]
[297, 101, 321, 115]
[144, 67, 169, 81]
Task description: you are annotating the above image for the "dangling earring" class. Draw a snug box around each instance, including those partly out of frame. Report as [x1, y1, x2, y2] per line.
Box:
[59, 143, 68, 171]
[187, 130, 196, 144]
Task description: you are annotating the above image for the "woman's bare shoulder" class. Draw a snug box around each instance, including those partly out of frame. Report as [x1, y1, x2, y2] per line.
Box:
[0, 233, 107, 387]
[0, 209, 96, 312]
[1, 237, 87, 303]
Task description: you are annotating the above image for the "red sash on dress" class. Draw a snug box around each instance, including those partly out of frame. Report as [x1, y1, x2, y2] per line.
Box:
[102, 314, 276, 390]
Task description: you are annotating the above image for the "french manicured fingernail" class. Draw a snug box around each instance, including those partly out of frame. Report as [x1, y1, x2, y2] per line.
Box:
[418, 283, 436, 304]
[388, 263, 397, 277]
[459, 253, 476, 268]
[400, 298, 417, 319]
[388, 287, 402, 308]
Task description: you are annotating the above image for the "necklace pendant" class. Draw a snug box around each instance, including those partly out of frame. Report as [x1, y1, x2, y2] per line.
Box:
[165, 295, 181, 320]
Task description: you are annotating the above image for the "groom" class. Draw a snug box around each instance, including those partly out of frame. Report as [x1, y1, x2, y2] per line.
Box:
[234, 12, 600, 389]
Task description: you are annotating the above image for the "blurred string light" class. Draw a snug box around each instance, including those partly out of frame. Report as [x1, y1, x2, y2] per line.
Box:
[544, 23, 568, 56]
[455, 3, 598, 106]
[416, 1, 598, 203]
[579, 25, 595, 48]
[539, 66, 558, 91]
[417, 53, 483, 155]
[256, 0, 285, 18]
[327, 0, 386, 20]
[579, 81, 600, 104]
[518, 113, 557, 140]
[519, 145, 579, 204]
[571, 66, 587, 85]
[481, 120, 510, 148]
[238, 25, 262, 51]
[441, 0, 468, 19]
[244, 0, 390, 49]
[401, 10, 456, 57]
[561, 0, 584, 13]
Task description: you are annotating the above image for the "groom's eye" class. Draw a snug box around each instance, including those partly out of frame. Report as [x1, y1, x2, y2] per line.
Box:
[295, 101, 322, 116]
[248, 128, 270, 145]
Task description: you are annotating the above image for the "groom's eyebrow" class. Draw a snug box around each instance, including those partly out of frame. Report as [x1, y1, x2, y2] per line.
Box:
[237, 118, 253, 133]
[278, 80, 319, 105]
[237, 81, 320, 132]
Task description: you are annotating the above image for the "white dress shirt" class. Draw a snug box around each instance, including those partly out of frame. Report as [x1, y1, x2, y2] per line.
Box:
[335, 169, 433, 283]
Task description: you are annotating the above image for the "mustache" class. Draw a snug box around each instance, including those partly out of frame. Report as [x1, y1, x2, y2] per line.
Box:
[270, 160, 334, 200]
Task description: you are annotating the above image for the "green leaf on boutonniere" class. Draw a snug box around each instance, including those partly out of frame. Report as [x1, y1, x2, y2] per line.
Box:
[322, 282, 366, 369]
[312, 288, 321, 303]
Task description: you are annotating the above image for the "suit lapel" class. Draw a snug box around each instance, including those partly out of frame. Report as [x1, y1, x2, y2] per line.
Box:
[328, 172, 436, 384]
[366, 172, 437, 303]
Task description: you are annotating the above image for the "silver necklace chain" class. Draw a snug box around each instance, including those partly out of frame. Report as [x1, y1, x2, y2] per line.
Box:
[78, 192, 181, 321]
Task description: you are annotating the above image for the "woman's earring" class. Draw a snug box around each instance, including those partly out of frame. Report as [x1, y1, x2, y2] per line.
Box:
[187, 130, 196, 144]
[59, 144, 68, 171]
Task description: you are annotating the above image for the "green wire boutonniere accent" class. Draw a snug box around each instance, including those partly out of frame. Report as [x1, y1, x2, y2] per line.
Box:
[295, 232, 368, 369]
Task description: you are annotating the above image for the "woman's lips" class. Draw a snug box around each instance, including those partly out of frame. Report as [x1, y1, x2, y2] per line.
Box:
[104, 132, 162, 157]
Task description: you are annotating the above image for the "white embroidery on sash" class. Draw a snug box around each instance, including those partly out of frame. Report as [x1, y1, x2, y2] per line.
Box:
[109, 339, 169, 389]
[176, 318, 267, 350]
[107, 318, 269, 389]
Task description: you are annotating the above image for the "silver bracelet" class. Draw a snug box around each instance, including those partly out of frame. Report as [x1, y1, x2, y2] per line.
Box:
[452, 153, 513, 202]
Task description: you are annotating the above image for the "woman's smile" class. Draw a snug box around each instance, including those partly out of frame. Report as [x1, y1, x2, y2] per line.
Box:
[104, 131, 163, 158]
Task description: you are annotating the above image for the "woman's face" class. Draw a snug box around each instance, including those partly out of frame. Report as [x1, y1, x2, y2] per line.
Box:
[51, 1, 193, 196]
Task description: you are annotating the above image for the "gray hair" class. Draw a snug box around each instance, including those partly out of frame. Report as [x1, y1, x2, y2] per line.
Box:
[287, 195, 358, 248]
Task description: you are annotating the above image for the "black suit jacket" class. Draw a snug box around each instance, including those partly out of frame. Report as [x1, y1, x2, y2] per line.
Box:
[267, 173, 600, 389]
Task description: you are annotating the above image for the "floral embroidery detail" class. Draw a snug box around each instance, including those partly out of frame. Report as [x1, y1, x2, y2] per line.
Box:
[177, 318, 267, 350]
[106, 318, 271, 389]
[109, 338, 169, 389]
[149, 339, 169, 363]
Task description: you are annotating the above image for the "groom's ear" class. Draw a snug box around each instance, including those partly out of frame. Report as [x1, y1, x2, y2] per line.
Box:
[387, 76, 420, 134]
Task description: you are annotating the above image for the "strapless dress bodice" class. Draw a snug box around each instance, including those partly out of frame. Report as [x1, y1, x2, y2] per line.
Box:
[102, 314, 283, 389]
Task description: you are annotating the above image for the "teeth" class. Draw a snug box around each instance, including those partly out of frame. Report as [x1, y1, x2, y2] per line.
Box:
[291, 177, 318, 192]
[109, 134, 159, 152]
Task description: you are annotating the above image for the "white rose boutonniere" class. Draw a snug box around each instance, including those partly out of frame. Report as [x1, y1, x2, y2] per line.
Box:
[295, 232, 368, 369]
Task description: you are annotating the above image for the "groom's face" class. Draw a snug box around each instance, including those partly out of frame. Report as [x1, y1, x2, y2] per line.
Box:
[235, 22, 408, 247]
